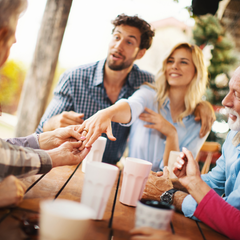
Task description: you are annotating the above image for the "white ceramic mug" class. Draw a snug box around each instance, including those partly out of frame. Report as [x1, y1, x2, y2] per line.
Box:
[39, 199, 95, 240]
[168, 151, 181, 179]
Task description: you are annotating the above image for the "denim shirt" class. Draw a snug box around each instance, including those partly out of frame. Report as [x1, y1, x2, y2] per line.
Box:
[182, 130, 240, 218]
[118, 85, 207, 171]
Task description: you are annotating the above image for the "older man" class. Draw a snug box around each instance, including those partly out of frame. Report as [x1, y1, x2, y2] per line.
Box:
[142, 66, 240, 218]
[0, 0, 90, 207]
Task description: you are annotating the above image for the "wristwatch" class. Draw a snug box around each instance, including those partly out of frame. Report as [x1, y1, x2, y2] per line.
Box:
[160, 188, 179, 204]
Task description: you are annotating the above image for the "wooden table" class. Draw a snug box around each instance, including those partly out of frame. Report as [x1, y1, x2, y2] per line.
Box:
[0, 163, 229, 240]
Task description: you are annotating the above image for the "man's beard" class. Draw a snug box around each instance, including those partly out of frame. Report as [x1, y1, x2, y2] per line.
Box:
[225, 107, 240, 131]
[106, 52, 137, 71]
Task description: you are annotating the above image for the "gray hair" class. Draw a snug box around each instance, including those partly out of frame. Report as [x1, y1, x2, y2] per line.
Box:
[0, 0, 28, 32]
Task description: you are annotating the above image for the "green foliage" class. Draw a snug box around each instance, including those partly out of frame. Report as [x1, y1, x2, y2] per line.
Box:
[0, 60, 26, 113]
[193, 14, 238, 105]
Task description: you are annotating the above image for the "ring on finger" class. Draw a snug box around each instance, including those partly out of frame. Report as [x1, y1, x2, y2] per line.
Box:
[83, 128, 89, 133]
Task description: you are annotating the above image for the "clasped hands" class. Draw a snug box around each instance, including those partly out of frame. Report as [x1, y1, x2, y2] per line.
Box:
[39, 126, 92, 168]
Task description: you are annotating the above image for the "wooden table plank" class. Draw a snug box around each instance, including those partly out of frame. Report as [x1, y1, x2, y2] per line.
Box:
[198, 222, 229, 240]
[55, 164, 119, 240]
[171, 212, 204, 240]
[0, 164, 231, 240]
[19, 165, 78, 212]
[111, 172, 136, 240]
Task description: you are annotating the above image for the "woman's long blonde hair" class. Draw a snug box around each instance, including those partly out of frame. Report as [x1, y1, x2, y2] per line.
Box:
[147, 42, 208, 123]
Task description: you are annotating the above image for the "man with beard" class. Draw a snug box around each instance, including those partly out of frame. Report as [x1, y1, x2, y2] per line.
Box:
[37, 14, 215, 165]
[141, 66, 240, 220]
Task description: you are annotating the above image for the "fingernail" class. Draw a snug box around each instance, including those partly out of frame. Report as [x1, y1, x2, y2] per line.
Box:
[80, 136, 86, 140]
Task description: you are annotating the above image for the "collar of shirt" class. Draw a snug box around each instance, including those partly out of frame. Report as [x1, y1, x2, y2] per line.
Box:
[163, 97, 191, 122]
[92, 59, 140, 88]
[232, 131, 240, 147]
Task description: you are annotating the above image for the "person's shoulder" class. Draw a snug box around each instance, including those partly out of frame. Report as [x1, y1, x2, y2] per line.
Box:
[129, 65, 154, 87]
[139, 84, 155, 93]
[132, 64, 154, 79]
[59, 60, 103, 82]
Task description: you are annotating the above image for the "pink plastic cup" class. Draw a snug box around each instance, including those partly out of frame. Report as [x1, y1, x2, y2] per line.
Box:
[119, 157, 152, 207]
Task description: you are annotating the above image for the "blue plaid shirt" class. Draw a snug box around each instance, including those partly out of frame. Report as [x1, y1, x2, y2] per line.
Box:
[36, 59, 154, 164]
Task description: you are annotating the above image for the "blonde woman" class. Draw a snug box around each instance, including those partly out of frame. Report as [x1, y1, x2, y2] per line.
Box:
[80, 43, 210, 171]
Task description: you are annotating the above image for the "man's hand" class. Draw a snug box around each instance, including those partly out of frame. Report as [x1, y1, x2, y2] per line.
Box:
[39, 125, 86, 150]
[0, 176, 26, 208]
[194, 101, 216, 138]
[173, 147, 211, 203]
[141, 168, 173, 201]
[47, 141, 91, 168]
[43, 111, 84, 132]
[130, 227, 189, 240]
[173, 147, 201, 188]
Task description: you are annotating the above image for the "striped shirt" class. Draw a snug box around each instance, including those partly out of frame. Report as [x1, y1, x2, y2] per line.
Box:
[36, 59, 154, 164]
[0, 136, 52, 181]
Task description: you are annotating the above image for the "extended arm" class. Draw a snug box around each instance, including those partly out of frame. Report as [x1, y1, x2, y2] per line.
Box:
[5, 126, 86, 150]
[0, 139, 52, 180]
[173, 147, 240, 239]
[141, 167, 188, 212]
[78, 101, 131, 149]
[0, 138, 90, 180]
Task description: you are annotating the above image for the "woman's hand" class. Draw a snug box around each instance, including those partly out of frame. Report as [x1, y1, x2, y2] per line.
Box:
[139, 107, 179, 165]
[77, 102, 131, 150]
[139, 107, 177, 138]
[77, 109, 116, 150]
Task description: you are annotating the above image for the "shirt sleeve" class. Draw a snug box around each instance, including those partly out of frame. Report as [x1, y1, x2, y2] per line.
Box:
[182, 136, 228, 218]
[0, 139, 52, 181]
[194, 189, 240, 240]
[36, 71, 74, 133]
[117, 85, 155, 126]
[4, 133, 40, 149]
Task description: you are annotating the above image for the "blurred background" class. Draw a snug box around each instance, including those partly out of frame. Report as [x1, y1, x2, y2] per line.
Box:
[1, 0, 240, 163]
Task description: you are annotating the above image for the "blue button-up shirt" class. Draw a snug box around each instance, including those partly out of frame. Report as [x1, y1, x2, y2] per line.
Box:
[182, 130, 240, 218]
[118, 85, 207, 171]
[36, 60, 154, 164]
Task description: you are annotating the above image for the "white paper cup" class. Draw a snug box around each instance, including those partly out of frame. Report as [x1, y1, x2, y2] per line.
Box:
[39, 199, 95, 240]
[81, 161, 119, 220]
[168, 151, 181, 179]
[135, 199, 175, 230]
[82, 136, 107, 172]
[119, 157, 152, 207]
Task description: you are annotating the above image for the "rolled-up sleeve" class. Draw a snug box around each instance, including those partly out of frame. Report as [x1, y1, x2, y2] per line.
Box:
[117, 85, 155, 127]
[4, 133, 40, 149]
[0, 139, 52, 181]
